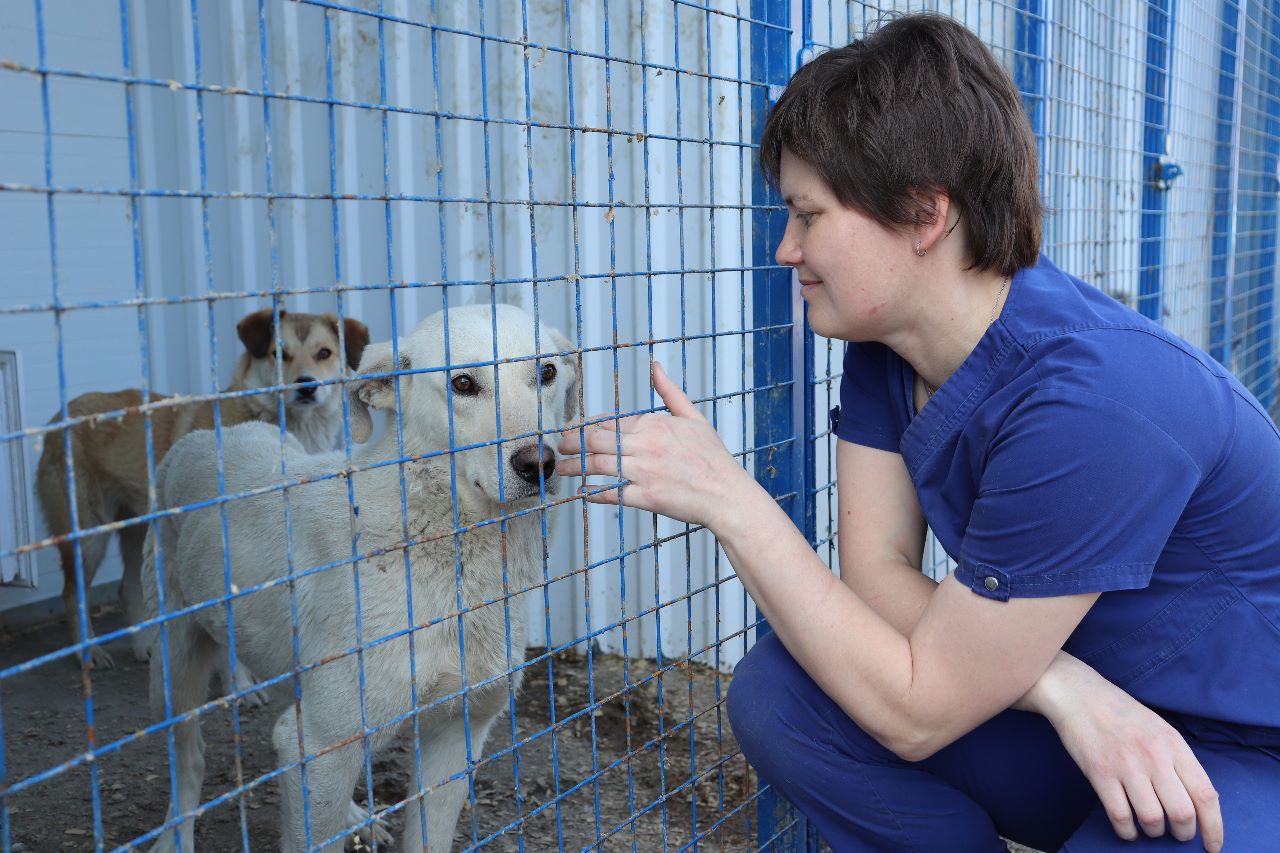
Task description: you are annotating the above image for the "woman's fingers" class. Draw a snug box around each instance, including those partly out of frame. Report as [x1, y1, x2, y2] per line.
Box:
[557, 416, 636, 457]
[1110, 756, 1221, 852]
[1095, 777, 1139, 842]
[1150, 768, 1198, 842]
[1122, 777, 1166, 838]
[580, 480, 625, 505]
[1177, 754, 1223, 852]
[651, 361, 702, 420]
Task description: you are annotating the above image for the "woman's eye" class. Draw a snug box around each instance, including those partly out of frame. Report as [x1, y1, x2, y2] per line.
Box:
[540, 363, 557, 384]
[317, 348, 332, 360]
[795, 212, 814, 226]
[452, 374, 477, 394]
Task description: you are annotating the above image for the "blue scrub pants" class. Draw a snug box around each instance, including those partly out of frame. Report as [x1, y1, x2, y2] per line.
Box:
[726, 632, 1280, 851]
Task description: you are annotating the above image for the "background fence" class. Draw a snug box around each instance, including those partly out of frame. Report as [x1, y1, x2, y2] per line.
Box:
[1, 0, 1278, 851]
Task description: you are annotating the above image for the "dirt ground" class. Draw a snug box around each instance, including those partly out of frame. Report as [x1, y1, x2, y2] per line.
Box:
[0, 607, 765, 852]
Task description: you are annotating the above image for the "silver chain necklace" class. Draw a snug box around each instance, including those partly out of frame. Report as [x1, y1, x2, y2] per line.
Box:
[921, 274, 1011, 400]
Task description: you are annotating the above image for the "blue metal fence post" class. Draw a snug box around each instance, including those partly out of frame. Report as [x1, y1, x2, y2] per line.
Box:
[1139, 0, 1178, 322]
[1211, 1, 1246, 366]
[1239, 2, 1280, 413]
[1015, 0, 1048, 189]
[750, 0, 819, 850]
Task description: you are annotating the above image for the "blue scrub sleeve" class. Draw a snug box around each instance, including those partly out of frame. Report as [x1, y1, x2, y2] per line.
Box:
[835, 342, 902, 452]
[957, 388, 1202, 601]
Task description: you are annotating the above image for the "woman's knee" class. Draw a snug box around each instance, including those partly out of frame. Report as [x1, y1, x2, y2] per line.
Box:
[727, 632, 825, 764]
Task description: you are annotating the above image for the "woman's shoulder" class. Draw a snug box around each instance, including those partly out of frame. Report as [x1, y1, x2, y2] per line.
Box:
[1006, 257, 1228, 394]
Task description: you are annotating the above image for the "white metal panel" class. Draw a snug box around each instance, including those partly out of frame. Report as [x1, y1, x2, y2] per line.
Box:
[0, 0, 145, 609]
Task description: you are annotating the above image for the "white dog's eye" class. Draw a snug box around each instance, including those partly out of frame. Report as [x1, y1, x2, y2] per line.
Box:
[451, 374, 478, 395]
[539, 363, 557, 384]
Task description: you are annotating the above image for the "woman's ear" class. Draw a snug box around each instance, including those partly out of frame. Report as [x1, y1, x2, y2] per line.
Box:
[908, 189, 954, 255]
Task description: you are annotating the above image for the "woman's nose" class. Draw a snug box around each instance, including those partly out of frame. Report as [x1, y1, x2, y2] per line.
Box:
[775, 225, 801, 266]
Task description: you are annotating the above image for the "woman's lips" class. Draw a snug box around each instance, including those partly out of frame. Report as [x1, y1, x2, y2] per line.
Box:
[799, 279, 822, 295]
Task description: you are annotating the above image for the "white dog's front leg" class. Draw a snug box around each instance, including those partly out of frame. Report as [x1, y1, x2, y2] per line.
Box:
[400, 703, 502, 853]
[273, 705, 365, 853]
[148, 621, 216, 853]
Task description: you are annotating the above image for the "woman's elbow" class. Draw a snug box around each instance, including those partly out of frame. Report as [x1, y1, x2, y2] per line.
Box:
[877, 719, 956, 762]
[883, 733, 938, 763]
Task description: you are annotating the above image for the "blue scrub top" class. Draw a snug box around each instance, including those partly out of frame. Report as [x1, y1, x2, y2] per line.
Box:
[835, 254, 1280, 732]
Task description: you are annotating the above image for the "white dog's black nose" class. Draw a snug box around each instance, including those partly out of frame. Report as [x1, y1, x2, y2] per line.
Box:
[512, 443, 556, 484]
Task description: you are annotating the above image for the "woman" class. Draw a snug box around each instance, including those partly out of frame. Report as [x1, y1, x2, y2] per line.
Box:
[557, 13, 1279, 852]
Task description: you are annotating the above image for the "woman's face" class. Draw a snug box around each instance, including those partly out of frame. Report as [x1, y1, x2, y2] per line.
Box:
[775, 148, 912, 341]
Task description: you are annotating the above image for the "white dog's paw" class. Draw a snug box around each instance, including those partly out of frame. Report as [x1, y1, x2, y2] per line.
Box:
[345, 800, 391, 849]
[75, 642, 115, 670]
[220, 660, 267, 706]
[130, 631, 153, 663]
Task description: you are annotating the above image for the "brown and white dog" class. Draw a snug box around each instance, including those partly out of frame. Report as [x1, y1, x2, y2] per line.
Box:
[35, 308, 369, 668]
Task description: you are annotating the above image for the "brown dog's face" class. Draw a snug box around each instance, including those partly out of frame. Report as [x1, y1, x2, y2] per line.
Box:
[236, 309, 370, 409]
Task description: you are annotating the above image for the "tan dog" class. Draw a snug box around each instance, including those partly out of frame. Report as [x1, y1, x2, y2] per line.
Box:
[36, 309, 369, 668]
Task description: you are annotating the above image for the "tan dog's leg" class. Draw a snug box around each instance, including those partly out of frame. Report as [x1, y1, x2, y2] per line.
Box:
[58, 530, 114, 669]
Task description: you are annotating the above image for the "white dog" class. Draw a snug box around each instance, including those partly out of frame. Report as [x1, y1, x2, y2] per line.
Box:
[144, 304, 577, 852]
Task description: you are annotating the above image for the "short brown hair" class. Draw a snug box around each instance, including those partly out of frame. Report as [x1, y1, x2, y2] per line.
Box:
[760, 13, 1042, 275]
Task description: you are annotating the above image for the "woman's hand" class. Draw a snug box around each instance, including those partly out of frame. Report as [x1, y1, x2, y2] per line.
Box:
[554, 361, 755, 530]
[1023, 653, 1223, 852]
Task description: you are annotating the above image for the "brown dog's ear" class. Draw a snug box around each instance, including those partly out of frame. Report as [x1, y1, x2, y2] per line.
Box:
[236, 308, 285, 358]
[347, 340, 408, 443]
[325, 314, 371, 370]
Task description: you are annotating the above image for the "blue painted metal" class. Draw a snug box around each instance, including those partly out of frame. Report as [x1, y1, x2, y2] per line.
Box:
[1210, 1, 1245, 365]
[750, 1, 812, 849]
[1237, 2, 1280, 413]
[1015, 0, 1048, 177]
[1139, 0, 1177, 322]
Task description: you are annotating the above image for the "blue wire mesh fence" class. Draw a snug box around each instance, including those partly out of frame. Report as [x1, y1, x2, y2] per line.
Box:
[1, 1, 1278, 851]
[1, 0, 786, 849]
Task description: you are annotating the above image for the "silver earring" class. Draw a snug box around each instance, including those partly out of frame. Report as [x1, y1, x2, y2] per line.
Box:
[914, 239, 926, 257]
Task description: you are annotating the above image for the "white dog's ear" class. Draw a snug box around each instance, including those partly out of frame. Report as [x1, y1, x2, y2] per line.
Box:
[550, 328, 580, 424]
[347, 340, 408, 444]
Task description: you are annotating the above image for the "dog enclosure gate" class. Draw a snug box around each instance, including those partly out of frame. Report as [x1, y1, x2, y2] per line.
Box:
[2, 0, 1280, 850]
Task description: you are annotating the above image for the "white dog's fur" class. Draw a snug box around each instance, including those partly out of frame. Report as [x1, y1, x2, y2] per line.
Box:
[144, 304, 577, 852]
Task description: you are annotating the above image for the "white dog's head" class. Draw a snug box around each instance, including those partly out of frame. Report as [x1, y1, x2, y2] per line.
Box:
[348, 304, 579, 506]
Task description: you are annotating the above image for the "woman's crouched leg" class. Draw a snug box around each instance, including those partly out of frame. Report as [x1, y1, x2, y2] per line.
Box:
[727, 631, 1094, 852]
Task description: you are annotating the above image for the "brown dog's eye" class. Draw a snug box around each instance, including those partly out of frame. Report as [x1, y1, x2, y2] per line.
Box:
[317, 348, 332, 360]
[451, 375, 477, 395]
[540, 363, 557, 384]
[270, 348, 292, 362]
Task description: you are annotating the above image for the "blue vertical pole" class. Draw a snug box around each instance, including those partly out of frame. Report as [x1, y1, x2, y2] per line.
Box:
[751, 1, 811, 850]
[1015, 0, 1047, 179]
[1210, 1, 1245, 365]
[1139, 0, 1177, 321]
[1239, 1, 1280, 412]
